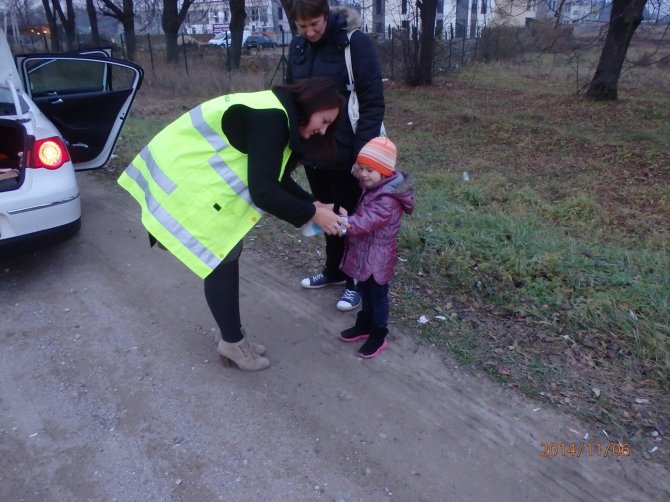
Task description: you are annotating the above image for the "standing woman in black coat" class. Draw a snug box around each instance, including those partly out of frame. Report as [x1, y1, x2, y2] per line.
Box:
[286, 0, 385, 312]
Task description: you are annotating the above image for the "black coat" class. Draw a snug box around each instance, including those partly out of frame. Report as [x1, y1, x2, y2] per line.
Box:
[286, 7, 385, 170]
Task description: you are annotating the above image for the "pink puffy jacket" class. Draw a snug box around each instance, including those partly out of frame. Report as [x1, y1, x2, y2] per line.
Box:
[341, 172, 415, 285]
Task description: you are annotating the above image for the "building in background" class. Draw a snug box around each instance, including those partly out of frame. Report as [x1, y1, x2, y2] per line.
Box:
[181, 0, 290, 36]
[4, 0, 665, 46]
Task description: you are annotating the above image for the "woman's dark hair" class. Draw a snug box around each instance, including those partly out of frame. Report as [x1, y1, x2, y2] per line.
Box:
[289, 0, 329, 21]
[276, 77, 344, 161]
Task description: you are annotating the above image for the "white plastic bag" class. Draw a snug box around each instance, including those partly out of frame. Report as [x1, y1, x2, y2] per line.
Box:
[345, 31, 385, 136]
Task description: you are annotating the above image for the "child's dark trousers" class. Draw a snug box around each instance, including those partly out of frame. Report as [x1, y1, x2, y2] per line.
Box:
[358, 276, 389, 329]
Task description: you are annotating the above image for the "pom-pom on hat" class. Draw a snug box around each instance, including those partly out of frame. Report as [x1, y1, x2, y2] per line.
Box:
[356, 137, 397, 177]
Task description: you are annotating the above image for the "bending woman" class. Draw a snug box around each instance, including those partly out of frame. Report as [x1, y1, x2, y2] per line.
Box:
[118, 77, 346, 371]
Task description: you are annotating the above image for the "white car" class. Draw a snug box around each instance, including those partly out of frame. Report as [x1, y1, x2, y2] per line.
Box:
[0, 29, 143, 249]
[207, 30, 252, 47]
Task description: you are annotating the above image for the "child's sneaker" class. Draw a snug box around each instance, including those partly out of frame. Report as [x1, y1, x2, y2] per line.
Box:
[339, 312, 371, 343]
[339, 325, 369, 343]
[357, 338, 388, 359]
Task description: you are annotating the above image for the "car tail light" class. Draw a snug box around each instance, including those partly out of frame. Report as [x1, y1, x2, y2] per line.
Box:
[31, 137, 70, 170]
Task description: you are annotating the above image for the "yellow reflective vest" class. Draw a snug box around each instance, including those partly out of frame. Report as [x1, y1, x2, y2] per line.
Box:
[118, 90, 292, 279]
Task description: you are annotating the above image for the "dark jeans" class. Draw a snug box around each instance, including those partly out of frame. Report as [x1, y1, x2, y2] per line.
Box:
[358, 277, 389, 330]
[203, 240, 244, 343]
[305, 166, 361, 289]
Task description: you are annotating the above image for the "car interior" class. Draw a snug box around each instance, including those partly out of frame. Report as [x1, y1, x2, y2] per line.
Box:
[0, 120, 25, 191]
[18, 56, 141, 165]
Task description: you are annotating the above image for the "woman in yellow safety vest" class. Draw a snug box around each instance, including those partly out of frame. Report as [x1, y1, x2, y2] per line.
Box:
[119, 77, 346, 371]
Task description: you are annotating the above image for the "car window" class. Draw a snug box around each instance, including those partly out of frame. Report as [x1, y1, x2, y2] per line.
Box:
[25, 58, 107, 97]
[0, 89, 15, 115]
[23, 58, 138, 99]
[0, 89, 28, 115]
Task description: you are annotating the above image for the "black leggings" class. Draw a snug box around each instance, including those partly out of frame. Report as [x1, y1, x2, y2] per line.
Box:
[203, 241, 244, 343]
[304, 166, 361, 289]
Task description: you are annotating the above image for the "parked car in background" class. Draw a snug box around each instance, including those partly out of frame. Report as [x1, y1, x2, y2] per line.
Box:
[243, 35, 277, 50]
[0, 28, 143, 249]
[207, 31, 251, 47]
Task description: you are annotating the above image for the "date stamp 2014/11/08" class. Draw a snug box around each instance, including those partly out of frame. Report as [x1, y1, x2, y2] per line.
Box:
[540, 442, 631, 458]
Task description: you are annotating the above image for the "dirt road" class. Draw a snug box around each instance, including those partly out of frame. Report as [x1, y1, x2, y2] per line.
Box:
[1, 171, 668, 501]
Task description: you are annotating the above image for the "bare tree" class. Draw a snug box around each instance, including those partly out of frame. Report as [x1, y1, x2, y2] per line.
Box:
[162, 0, 195, 62]
[86, 0, 101, 47]
[8, 0, 43, 27]
[646, 0, 669, 22]
[41, 0, 61, 51]
[99, 0, 137, 60]
[52, 0, 77, 50]
[586, 0, 647, 100]
[401, 0, 439, 85]
[229, 0, 246, 69]
[416, 0, 438, 85]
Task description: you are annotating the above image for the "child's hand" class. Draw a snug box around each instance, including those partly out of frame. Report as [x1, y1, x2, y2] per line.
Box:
[335, 215, 350, 236]
[338, 207, 348, 217]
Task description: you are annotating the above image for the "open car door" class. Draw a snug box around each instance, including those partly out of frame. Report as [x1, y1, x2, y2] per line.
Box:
[15, 53, 143, 171]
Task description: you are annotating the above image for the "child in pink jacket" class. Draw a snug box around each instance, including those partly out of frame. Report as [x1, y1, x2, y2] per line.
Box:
[339, 137, 415, 358]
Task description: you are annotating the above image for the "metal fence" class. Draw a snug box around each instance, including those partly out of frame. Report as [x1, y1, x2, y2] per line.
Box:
[6, 28, 485, 83]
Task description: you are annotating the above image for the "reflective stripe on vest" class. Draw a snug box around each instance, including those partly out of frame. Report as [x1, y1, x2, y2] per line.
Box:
[118, 90, 292, 279]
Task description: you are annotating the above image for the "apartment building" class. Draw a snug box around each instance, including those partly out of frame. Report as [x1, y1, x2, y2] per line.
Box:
[171, 0, 615, 41]
[182, 0, 291, 35]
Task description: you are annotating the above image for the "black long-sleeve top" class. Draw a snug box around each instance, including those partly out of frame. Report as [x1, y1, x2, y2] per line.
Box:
[220, 88, 316, 227]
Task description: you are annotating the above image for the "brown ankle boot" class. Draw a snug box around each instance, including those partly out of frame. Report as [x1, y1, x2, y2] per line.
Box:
[217, 338, 270, 371]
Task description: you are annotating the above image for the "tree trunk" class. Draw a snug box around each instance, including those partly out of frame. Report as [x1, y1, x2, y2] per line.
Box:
[228, 0, 247, 69]
[86, 0, 101, 47]
[405, 0, 438, 86]
[416, 0, 438, 85]
[162, 0, 180, 62]
[99, 0, 136, 60]
[229, 0, 246, 70]
[42, 0, 60, 51]
[122, 16, 136, 60]
[162, 0, 194, 62]
[52, 0, 77, 51]
[585, 0, 647, 101]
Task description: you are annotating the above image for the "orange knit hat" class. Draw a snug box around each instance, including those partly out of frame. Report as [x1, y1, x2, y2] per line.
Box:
[356, 137, 397, 177]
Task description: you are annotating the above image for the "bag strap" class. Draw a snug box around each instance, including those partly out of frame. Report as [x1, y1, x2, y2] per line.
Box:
[344, 30, 358, 93]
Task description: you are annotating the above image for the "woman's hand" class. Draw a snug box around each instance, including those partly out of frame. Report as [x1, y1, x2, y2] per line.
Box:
[312, 205, 346, 235]
[313, 201, 334, 211]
